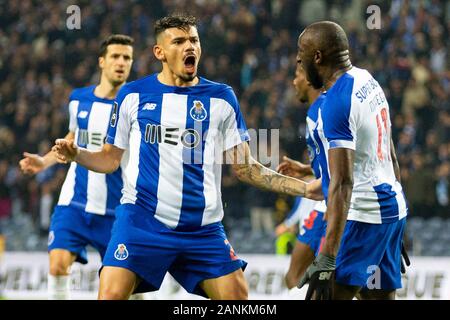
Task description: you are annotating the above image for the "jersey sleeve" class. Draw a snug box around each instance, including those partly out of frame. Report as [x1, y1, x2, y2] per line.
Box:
[106, 87, 137, 150]
[220, 87, 250, 151]
[68, 101, 78, 132]
[67, 91, 79, 132]
[322, 78, 358, 150]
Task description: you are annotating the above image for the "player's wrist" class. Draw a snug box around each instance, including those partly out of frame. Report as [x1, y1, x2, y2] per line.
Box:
[39, 155, 51, 170]
[73, 146, 81, 161]
[315, 253, 336, 270]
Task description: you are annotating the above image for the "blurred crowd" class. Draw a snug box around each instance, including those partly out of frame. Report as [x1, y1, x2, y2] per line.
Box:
[0, 0, 448, 244]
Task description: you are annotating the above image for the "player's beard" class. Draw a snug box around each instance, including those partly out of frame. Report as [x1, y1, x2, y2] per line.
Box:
[305, 63, 323, 89]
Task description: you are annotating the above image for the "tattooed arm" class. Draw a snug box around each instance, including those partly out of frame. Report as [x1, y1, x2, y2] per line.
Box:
[228, 142, 323, 200]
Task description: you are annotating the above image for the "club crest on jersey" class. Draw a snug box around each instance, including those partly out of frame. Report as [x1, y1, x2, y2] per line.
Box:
[114, 244, 129, 260]
[190, 100, 207, 121]
[110, 102, 118, 127]
[48, 231, 55, 246]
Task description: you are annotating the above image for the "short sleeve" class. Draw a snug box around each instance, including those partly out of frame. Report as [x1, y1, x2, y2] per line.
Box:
[219, 87, 250, 151]
[68, 99, 79, 132]
[106, 87, 138, 150]
[322, 77, 357, 150]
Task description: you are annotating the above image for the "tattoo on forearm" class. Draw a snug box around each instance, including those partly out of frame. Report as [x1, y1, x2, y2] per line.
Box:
[235, 163, 305, 196]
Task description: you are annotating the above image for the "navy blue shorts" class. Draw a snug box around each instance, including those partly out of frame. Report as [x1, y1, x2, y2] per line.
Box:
[297, 210, 327, 255]
[335, 218, 406, 290]
[102, 204, 247, 297]
[48, 205, 115, 264]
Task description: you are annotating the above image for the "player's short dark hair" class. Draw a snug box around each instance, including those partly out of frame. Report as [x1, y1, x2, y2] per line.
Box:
[99, 34, 134, 57]
[154, 14, 198, 39]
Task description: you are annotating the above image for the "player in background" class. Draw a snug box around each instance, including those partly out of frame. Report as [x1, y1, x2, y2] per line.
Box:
[19, 35, 134, 299]
[296, 21, 408, 300]
[275, 64, 327, 289]
[53, 14, 322, 300]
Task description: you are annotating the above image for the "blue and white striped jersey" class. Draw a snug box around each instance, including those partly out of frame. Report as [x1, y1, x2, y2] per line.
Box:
[306, 94, 327, 181]
[318, 67, 408, 224]
[305, 93, 328, 214]
[106, 74, 250, 230]
[57, 86, 124, 215]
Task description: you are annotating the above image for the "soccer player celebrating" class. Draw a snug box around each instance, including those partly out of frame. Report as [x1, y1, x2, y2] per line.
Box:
[276, 64, 328, 290]
[296, 21, 408, 300]
[19, 35, 134, 299]
[53, 14, 321, 300]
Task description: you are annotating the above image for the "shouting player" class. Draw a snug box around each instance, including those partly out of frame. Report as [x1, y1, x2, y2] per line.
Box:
[19, 35, 134, 299]
[53, 14, 321, 300]
[296, 21, 408, 300]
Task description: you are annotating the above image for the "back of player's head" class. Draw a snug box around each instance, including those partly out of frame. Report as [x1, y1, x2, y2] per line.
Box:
[300, 21, 349, 65]
[99, 34, 134, 57]
[154, 14, 198, 41]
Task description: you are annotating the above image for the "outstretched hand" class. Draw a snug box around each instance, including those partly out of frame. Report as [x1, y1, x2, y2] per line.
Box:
[276, 156, 312, 179]
[19, 152, 45, 175]
[52, 139, 79, 164]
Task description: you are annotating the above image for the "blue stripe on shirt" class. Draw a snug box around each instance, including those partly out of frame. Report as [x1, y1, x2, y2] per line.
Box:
[373, 183, 399, 223]
[135, 93, 163, 214]
[177, 96, 211, 230]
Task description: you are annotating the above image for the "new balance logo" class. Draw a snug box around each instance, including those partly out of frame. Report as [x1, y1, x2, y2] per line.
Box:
[143, 103, 157, 111]
[318, 271, 332, 281]
[78, 110, 88, 118]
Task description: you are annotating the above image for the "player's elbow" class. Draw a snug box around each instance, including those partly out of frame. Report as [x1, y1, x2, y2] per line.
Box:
[341, 176, 354, 188]
[100, 146, 122, 174]
[104, 160, 120, 174]
[339, 177, 354, 193]
[331, 175, 353, 196]
[98, 159, 120, 174]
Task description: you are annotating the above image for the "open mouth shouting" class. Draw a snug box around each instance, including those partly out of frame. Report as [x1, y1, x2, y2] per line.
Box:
[184, 54, 196, 74]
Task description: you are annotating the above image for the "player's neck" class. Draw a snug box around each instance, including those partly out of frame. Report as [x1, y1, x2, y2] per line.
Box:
[323, 61, 353, 90]
[307, 89, 321, 105]
[94, 78, 123, 100]
[157, 69, 199, 87]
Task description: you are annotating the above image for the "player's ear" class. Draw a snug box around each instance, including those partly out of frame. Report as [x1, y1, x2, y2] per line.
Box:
[98, 56, 105, 69]
[314, 50, 322, 64]
[153, 44, 166, 62]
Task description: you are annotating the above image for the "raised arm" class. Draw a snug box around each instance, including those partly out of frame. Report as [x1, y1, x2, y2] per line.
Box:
[52, 140, 124, 174]
[20, 131, 75, 175]
[228, 142, 323, 200]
